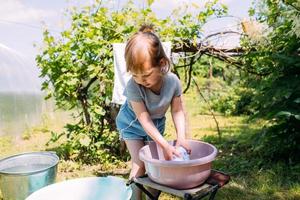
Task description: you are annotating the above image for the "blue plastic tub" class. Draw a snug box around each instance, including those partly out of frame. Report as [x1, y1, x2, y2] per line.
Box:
[25, 176, 132, 200]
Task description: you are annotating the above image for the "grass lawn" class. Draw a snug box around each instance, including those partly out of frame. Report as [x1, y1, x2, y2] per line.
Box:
[0, 89, 299, 199]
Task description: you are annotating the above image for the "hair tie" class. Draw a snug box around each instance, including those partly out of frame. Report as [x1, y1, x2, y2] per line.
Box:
[139, 24, 155, 33]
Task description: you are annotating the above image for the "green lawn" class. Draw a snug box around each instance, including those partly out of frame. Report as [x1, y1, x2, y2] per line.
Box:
[0, 90, 299, 200]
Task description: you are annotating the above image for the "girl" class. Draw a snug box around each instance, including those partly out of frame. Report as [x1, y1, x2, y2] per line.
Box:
[116, 25, 190, 199]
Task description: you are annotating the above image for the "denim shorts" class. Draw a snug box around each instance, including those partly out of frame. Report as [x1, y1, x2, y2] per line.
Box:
[116, 101, 166, 141]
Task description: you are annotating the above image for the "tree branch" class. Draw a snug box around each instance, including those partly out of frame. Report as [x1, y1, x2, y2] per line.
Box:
[284, 0, 300, 12]
[203, 31, 242, 42]
[192, 76, 221, 140]
[172, 39, 272, 76]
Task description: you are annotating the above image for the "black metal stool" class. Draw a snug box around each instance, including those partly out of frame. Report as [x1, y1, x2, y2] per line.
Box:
[128, 170, 230, 200]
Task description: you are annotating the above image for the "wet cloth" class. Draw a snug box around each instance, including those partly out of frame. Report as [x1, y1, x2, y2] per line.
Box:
[116, 100, 166, 141]
[172, 146, 190, 161]
[112, 42, 172, 105]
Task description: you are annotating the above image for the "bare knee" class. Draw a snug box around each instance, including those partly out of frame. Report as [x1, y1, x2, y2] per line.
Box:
[130, 159, 145, 179]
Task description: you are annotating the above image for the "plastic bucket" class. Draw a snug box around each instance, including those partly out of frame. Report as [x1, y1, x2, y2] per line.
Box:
[139, 140, 218, 189]
[0, 152, 59, 200]
[26, 176, 132, 200]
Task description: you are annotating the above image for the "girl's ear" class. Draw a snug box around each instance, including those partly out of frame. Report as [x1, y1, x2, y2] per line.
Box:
[159, 58, 167, 66]
[159, 58, 169, 74]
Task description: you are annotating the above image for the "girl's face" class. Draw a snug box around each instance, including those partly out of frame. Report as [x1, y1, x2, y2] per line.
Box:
[131, 61, 163, 89]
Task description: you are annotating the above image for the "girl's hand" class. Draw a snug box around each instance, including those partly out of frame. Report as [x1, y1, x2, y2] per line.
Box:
[162, 144, 180, 160]
[175, 139, 191, 154]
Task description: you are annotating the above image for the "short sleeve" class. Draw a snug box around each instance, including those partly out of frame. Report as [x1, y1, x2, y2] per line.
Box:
[123, 78, 143, 102]
[173, 74, 182, 97]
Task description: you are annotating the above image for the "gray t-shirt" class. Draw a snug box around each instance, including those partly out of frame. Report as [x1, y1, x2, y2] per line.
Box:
[124, 72, 182, 119]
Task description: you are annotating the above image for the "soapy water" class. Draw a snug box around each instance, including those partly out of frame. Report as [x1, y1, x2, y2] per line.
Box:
[172, 146, 190, 161]
[0, 164, 50, 174]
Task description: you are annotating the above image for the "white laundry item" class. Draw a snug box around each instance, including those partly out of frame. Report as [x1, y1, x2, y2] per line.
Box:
[112, 43, 130, 105]
[172, 146, 190, 161]
[112, 42, 172, 105]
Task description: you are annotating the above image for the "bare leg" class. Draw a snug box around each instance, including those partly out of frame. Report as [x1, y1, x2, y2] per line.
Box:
[125, 140, 146, 200]
[145, 141, 160, 200]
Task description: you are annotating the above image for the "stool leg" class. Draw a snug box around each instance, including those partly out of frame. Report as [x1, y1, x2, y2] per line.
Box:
[146, 187, 161, 200]
[134, 183, 159, 200]
[145, 190, 161, 200]
[208, 187, 219, 200]
[183, 193, 193, 200]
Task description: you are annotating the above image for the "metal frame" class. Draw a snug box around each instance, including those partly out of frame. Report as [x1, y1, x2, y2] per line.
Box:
[127, 174, 223, 200]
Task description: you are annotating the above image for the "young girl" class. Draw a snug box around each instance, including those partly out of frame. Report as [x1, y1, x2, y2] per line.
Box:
[116, 25, 190, 199]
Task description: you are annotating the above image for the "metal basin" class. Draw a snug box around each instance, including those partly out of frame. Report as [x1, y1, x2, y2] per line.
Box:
[139, 140, 217, 189]
[26, 176, 132, 200]
[0, 152, 59, 200]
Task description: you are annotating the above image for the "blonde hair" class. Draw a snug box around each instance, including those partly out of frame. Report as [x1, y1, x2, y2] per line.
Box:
[125, 24, 170, 74]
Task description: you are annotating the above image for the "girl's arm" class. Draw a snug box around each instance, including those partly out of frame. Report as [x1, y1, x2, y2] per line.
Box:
[171, 95, 191, 152]
[130, 101, 180, 160]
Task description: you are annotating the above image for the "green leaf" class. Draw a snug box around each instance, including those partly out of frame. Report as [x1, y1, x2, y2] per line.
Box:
[294, 98, 300, 104]
[276, 111, 291, 117]
[68, 78, 78, 85]
[79, 135, 91, 147]
[94, 107, 106, 116]
[147, 0, 154, 7]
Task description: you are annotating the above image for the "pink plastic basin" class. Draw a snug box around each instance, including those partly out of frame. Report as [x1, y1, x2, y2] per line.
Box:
[139, 140, 217, 189]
